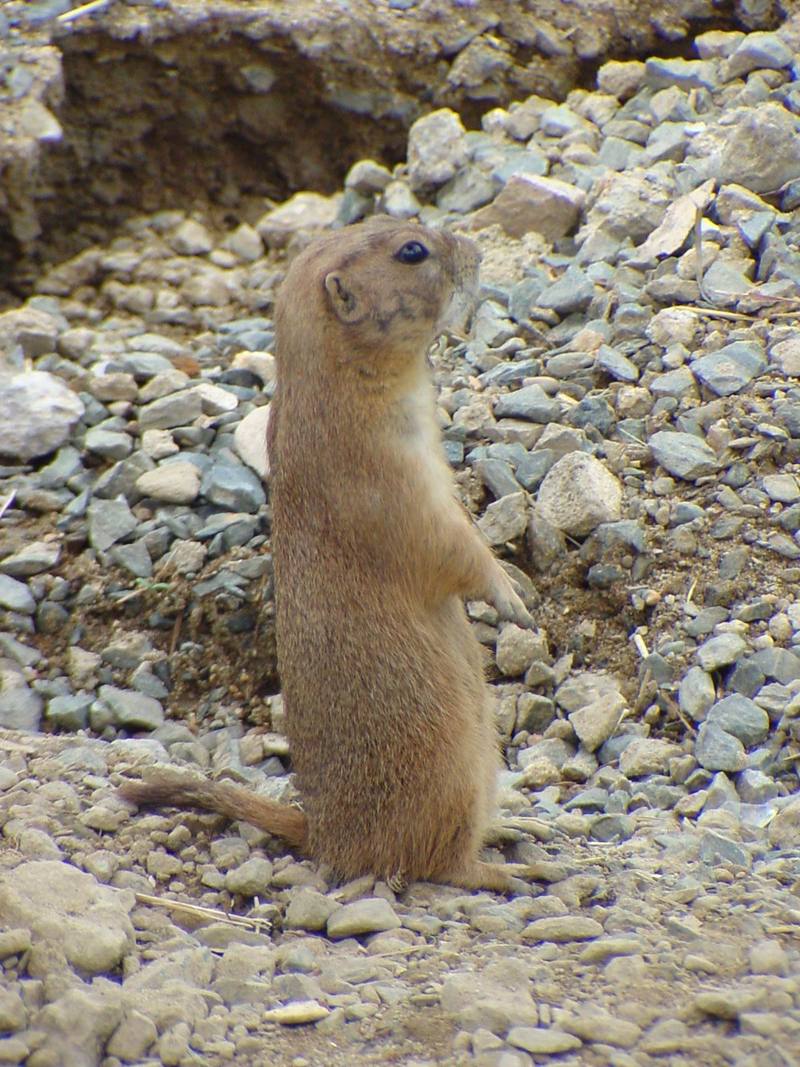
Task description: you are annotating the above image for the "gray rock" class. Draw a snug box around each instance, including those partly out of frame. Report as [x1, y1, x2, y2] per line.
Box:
[285, 889, 340, 932]
[201, 462, 266, 512]
[327, 898, 401, 939]
[706, 694, 769, 747]
[696, 633, 748, 671]
[494, 385, 560, 423]
[645, 56, 718, 90]
[649, 431, 718, 481]
[96, 685, 164, 730]
[695, 721, 747, 772]
[170, 218, 213, 255]
[477, 492, 528, 546]
[437, 168, 497, 213]
[474, 175, 583, 241]
[0, 540, 61, 577]
[0, 860, 134, 975]
[761, 474, 800, 503]
[508, 1027, 582, 1055]
[0, 371, 84, 461]
[522, 916, 604, 942]
[537, 453, 622, 537]
[138, 389, 203, 430]
[619, 738, 680, 777]
[692, 342, 766, 396]
[84, 427, 134, 461]
[678, 666, 715, 721]
[474, 458, 522, 499]
[495, 624, 543, 677]
[0, 683, 43, 731]
[597, 344, 639, 382]
[46, 693, 92, 731]
[650, 366, 697, 400]
[750, 647, 800, 684]
[714, 102, 800, 195]
[0, 575, 35, 614]
[736, 768, 779, 804]
[88, 498, 138, 552]
[727, 32, 794, 78]
[407, 108, 467, 191]
[225, 858, 274, 896]
[136, 462, 201, 504]
[537, 266, 594, 315]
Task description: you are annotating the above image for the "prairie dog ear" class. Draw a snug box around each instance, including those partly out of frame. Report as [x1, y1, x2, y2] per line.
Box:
[324, 271, 361, 324]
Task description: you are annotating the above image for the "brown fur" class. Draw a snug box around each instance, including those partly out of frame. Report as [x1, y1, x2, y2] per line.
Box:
[120, 216, 534, 892]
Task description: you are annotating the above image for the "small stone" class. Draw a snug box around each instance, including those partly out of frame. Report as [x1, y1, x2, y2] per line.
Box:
[762, 474, 800, 503]
[692, 342, 766, 396]
[138, 389, 203, 430]
[472, 175, 584, 241]
[619, 738, 680, 777]
[494, 385, 560, 423]
[141, 428, 179, 463]
[285, 889, 340, 932]
[597, 60, 646, 98]
[0, 860, 133, 976]
[224, 222, 263, 262]
[107, 1010, 158, 1061]
[257, 192, 340, 246]
[597, 344, 639, 382]
[562, 1011, 642, 1048]
[263, 1001, 329, 1025]
[696, 633, 748, 671]
[714, 102, 800, 195]
[695, 721, 747, 772]
[537, 265, 594, 315]
[0, 575, 35, 614]
[537, 453, 622, 537]
[706, 694, 769, 747]
[326, 898, 401, 939]
[406, 108, 467, 190]
[170, 218, 214, 255]
[345, 159, 392, 194]
[136, 462, 201, 504]
[201, 461, 266, 513]
[0, 541, 61, 577]
[88, 498, 138, 552]
[767, 796, 800, 848]
[0, 371, 85, 461]
[97, 685, 164, 730]
[495, 624, 542, 677]
[225, 858, 273, 896]
[477, 493, 528, 545]
[678, 666, 716, 721]
[748, 939, 788, 977]
[569, 695, 625, 752]
[727, 32, 794, 78]
[234, 405, 271, 478]
[649, 431, 718, 481]
[507, 1027, 582, 1055]
[521, 916, 603, 942]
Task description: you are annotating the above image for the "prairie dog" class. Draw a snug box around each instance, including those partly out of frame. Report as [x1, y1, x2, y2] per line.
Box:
[121, 216, 533, 892]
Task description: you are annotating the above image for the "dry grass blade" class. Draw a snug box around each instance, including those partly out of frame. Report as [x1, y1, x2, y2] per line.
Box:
[0, 490, 17, 521]
[56, 0, 115, 22]
[134, 892, 272, 933]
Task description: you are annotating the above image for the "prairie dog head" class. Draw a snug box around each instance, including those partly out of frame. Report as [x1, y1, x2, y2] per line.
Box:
[275, 216, 480, 387]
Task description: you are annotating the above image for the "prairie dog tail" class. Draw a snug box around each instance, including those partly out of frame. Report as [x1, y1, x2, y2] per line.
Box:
[118, 767, 308, 850]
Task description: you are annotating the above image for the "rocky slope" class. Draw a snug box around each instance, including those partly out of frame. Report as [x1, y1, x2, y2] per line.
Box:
[1, 12, 800, 1067]
[1, 0, 797, 295]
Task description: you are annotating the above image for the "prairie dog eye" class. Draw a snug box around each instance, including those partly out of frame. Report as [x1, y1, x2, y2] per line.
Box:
[394, 240, 430, 264]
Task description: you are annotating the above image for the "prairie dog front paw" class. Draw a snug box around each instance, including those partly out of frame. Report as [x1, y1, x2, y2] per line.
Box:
[489, 569, 534, 628]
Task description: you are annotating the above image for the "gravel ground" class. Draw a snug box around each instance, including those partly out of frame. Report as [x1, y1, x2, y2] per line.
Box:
[1, 16, 800, 1067]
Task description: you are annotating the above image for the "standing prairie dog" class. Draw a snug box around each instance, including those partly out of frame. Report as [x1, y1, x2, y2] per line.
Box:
[120, 216, 534, 892]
